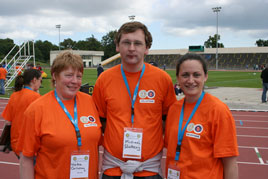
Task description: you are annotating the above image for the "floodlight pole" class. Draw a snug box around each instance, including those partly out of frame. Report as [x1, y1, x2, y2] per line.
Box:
[128, 15, 135, 21]
[56, 24, 61, 51]
[212, 7, 221, 70]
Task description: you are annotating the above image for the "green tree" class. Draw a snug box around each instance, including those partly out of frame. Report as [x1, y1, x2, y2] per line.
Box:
[0, 38, 16, 59]
[85, 35, 102, 51]
[204, 34, 224, 48]
[76, 40, 88, 50]
[75, 35, 102, 51]
[101, 30, 117, 60]
[255, 39, 268, 46]
[35, 40, 57, 62]
[60, 38, 77, 50]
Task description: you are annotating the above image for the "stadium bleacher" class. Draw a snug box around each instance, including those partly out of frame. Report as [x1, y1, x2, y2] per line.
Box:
[102, 47, 268, 70]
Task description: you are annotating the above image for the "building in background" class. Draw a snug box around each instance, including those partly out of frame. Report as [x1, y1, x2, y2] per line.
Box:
[50, 50, 104, 68]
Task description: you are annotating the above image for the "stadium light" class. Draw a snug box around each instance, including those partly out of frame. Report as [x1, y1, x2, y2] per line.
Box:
[212, 6, 221, 70]
[128, 15, 135, 21]
[56, 24, 61, 51]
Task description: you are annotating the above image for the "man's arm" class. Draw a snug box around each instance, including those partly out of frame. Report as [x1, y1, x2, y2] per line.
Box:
[19, 153, 34, 179]
[222, 156, 238, 179]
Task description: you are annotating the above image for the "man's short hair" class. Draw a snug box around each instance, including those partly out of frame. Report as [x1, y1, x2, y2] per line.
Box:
[114, 21, 152, 48]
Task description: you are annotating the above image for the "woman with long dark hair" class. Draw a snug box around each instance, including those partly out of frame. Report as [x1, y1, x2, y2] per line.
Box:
[2, 69, 42, 157]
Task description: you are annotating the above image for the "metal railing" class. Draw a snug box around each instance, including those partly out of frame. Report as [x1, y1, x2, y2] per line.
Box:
[1, 41, 35, 88]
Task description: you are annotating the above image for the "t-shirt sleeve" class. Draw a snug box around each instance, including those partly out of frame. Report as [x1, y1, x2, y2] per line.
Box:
[92, 78, 107, 118]
[21, 105, 41, 157]
[212, 104, 239, 158]
[162, 75, 177, 115]
[2, 101, 12, 122]
[164, 107, 172, 148]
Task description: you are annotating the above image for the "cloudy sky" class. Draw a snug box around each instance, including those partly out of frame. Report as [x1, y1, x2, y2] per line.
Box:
[0, 0, 267, 50]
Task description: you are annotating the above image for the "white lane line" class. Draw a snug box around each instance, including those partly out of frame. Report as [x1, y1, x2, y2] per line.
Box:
[239, 146, 268, 150]
[233, 114, 268, 118]
[0, 161, 19, 165]
[237, 135, 268, 138]
[237, 161, 268, 166]
[236, 126, 268, 130]
[254, 147, 265, 164]
[235, 120, 268, 123]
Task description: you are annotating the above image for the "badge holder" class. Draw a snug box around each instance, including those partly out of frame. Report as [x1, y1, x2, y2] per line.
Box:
[122, 127, 143, 159]
[70, 150, 90, 179]
[167, 163, 181, 179]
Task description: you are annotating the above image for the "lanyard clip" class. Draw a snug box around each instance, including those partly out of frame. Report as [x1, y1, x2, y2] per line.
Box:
[176, 145, 181, 152]
[76, 130, 81, 138]
[131, 107, 134, 115]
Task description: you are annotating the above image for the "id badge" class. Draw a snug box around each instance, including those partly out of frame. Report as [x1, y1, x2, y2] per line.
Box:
[70, 150, 90, 179]
[122, 127, 143, 159]
[167, 163, 180, 179]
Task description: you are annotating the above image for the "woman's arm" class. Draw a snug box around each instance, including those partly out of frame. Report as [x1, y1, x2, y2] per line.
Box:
[222, 156, 238, 179]
[19, 153, 34, 179]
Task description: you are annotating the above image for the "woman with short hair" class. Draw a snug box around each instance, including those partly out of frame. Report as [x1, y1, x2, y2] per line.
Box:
[19, 52, 102, 179]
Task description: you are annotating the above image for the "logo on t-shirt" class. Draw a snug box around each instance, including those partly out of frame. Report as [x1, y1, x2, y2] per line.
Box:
[88, 116, 96, 123]
[147, 90, 155, 98]
[139, 89, 155, 103]
[186, 123, 203, 139]
[187, 123, 195, 132]
[80, 116, 97, 127]
[194, 124, 203, 134]
[138, 90, 147, 99]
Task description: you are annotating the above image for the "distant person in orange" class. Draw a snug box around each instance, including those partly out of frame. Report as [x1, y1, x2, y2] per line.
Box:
[36, 63, 43, 71]
[164, 53, 239, 179]
[2, 69, 42, 158]
[15, 66, 23, 76]
[93, 21, 176, 179]
[19, 52, 102, 179]
[0, 64, 8, 94]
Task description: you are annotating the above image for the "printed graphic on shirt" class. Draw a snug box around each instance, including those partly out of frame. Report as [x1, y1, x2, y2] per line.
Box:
[147, 90, 155, 98]
[80, 116, 98, 127]
[186, 123, 203, 139]
[139, 89, 155, 103]
[80, 116, 89, 123]
[194, 124, 203, 134]
[187, 123, 195, 132]
[138, 90, 147, 99]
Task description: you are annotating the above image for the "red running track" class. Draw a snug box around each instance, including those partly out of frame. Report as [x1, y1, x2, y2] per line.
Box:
[0, 99, 268, 179]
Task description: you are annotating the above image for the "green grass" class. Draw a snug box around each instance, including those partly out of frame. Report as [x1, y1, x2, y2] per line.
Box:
[165, 70, 262, 88]
[2, 68, 263, 98]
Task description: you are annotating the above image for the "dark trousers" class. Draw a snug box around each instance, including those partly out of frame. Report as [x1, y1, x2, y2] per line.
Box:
[102, 173, 162, 179]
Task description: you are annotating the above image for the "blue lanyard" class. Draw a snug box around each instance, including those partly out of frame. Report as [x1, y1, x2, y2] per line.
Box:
[24, 86, 33, 90]
[54, 90, 81, 148]
[121, 64, 145, 125]
[175, 91, 205, 161]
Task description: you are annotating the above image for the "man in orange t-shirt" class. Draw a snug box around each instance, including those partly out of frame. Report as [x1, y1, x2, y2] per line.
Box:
[0, 64, 7, 94]
[93, 21, 177, 178]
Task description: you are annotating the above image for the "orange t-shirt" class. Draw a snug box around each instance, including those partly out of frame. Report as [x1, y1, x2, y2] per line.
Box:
[20, 91, 102, 179]
[2, 88, 40, 155]
[164, 93, 239, 179]
[93, 63, 177, 177]
[0, 67, 7, 80]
